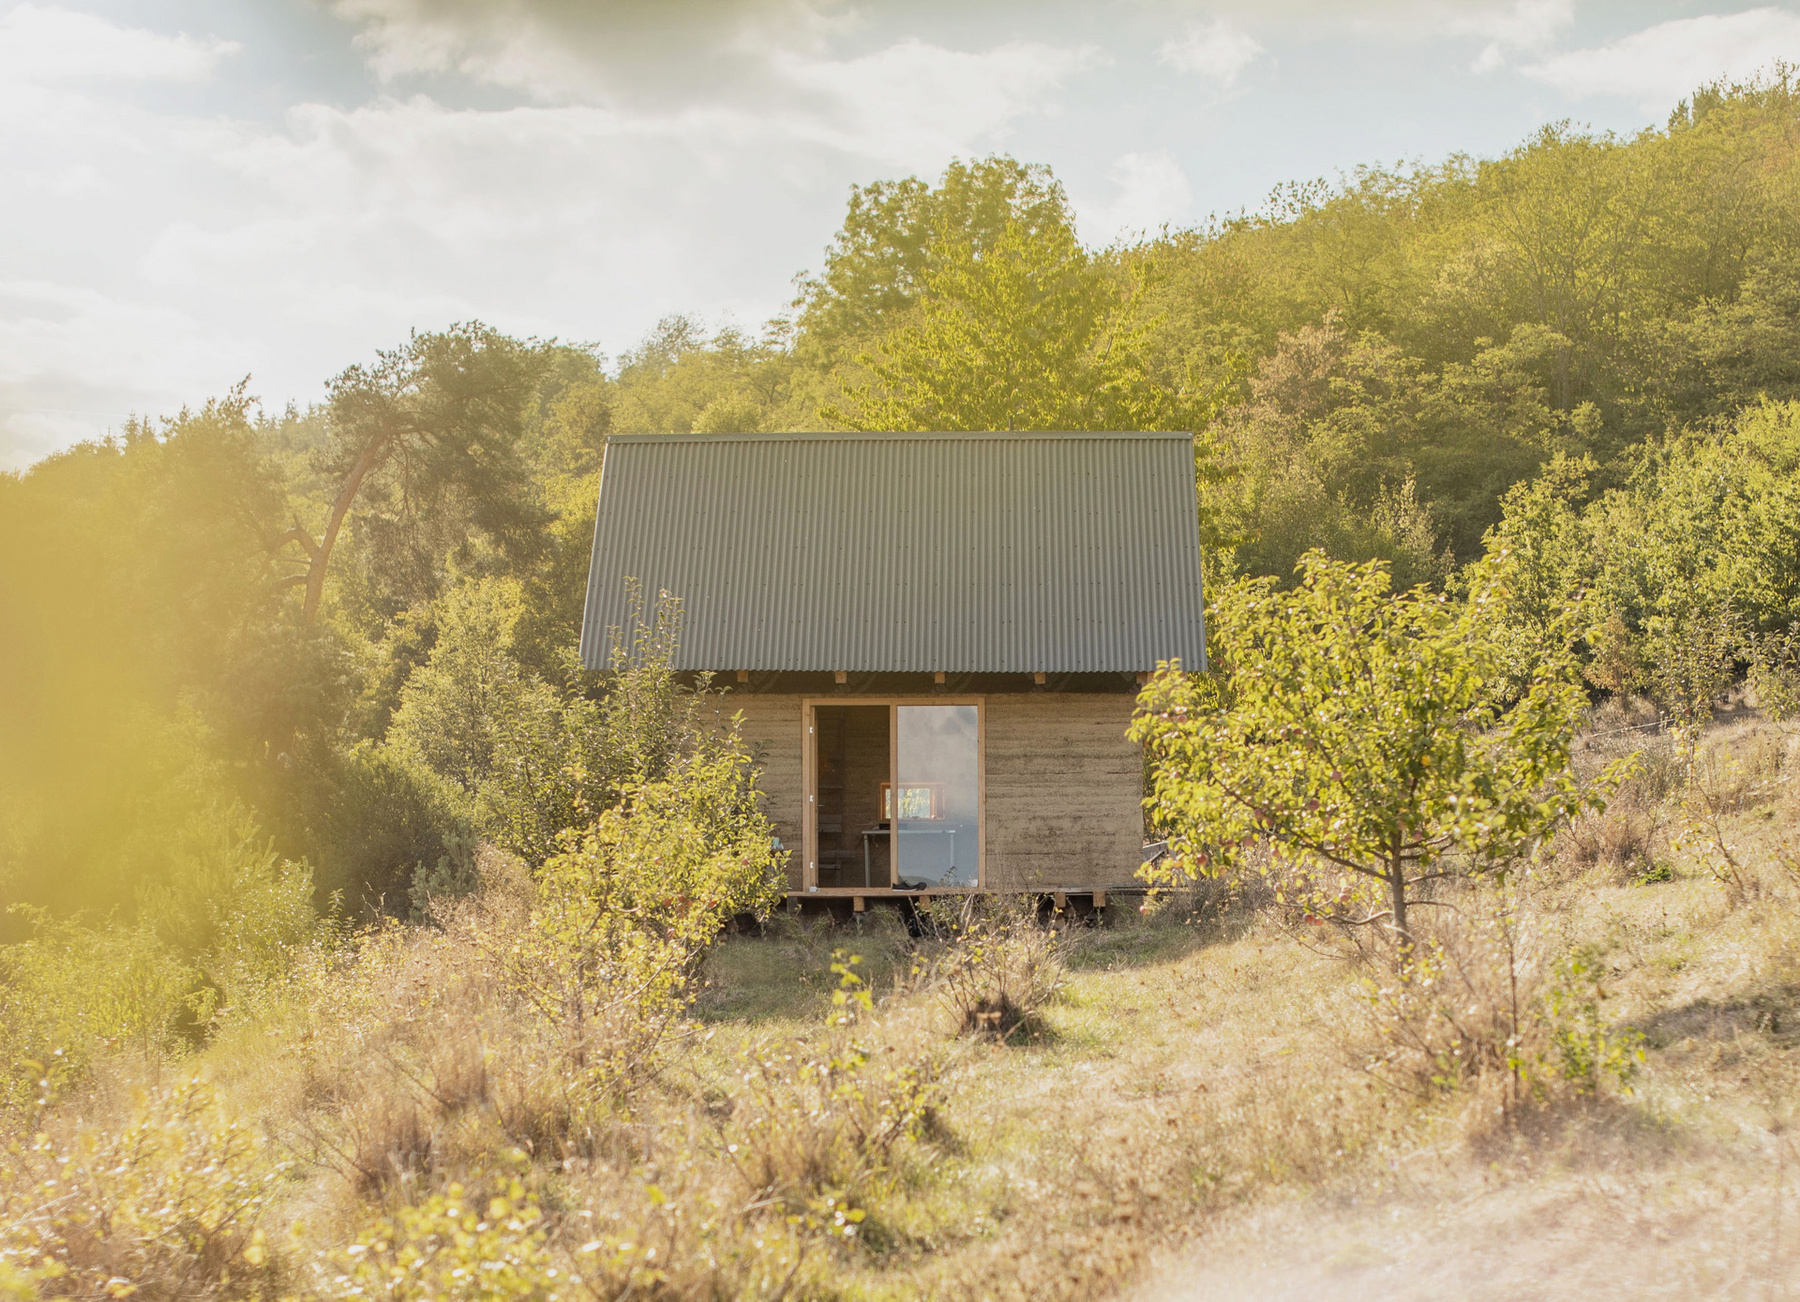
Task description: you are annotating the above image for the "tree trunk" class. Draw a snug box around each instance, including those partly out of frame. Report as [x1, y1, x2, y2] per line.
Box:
[1388, 838, 1409, 948]
[302, 437, 384, 624]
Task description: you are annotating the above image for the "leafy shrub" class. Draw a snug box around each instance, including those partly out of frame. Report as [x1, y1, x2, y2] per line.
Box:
[0, 803, 322, 1111]
[723, 955, 941, 1228]
[1353, 889, 1641, 1112]
[1749, 626, 1800, 720]
[390, 578, 745, 874]
[507, 746, 785, 1095]
[318, 1178, 572, 1302]
[0, 913, 189, 1112]
[1671, 723, 1792, 902]
[1539, 945, 1644, 1095]
[386, 580, 541, 797]
[289, 738, 783, 1198]
[0, 1080, 287, 1300]
[280, 881, 593, 1195]
[135, 804, 322, 1026]
[1134, 552, 1600, 945]
[479, 584, 742, 868]
[309, 743, 474, 916]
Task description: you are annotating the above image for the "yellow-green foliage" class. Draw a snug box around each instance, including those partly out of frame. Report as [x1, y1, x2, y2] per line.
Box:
[506, 760, 784, 1093]
[0, 807, 322, 1114]
[1351, 891, 1644, 1110]
[0, 1080, 286, 1301]
[1475, 401, 1800, 694]
[723, 955, 941, 1226]
[823, 217, 1217, 435]
[319, 1178, 571, 1302]
[1132, 551, 1601, 938]
[0, 915, 188, 1112]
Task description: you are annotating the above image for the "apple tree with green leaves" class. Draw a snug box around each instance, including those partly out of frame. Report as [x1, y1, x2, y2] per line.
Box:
[1131, 552, 1602, 943]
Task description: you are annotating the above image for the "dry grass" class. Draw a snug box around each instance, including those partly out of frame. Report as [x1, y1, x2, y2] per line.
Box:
[1134, 708, 1800, 1301]
[4, 711, 1799, 1301]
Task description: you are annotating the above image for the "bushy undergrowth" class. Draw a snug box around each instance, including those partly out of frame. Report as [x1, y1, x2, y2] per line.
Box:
[2, 696, 1795, 1302]
[1348, 885, 1644, 1113]
[0, 807, 320, 1114]
[318, 1177, 568, 1302]
[0, 1079, 288, 1301]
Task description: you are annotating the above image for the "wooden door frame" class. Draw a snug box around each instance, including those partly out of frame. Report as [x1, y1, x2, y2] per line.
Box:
[801, 696, 986, 895]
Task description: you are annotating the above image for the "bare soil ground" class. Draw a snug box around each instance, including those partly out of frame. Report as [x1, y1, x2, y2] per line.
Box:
[1142, 1140, 1795, 1302]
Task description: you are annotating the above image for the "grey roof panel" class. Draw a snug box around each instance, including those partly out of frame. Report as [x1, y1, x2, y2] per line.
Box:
[578, 432, 1206, 674]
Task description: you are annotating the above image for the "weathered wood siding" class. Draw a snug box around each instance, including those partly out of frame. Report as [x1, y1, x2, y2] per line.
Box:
[722, 692, 1142, 892]
[983, 693, 1143, 889]
[718, 693, 806, 888]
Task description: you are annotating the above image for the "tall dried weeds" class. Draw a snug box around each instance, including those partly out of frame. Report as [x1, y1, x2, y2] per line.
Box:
[916, 895, 1073, 1039]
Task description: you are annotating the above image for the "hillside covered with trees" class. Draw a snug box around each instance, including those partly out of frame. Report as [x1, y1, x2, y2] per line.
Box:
[7, 73, 1800, 923]
[1, 68, 1798, 1301]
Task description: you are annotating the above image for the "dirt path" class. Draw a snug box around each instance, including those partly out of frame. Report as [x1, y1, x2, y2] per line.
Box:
[1138, 1151, 1796, 1302]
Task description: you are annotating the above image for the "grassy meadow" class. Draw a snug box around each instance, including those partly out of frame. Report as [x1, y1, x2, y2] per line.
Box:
[3, 704, 1795, 1300]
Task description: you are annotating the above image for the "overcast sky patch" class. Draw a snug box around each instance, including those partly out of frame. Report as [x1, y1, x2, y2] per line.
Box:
[2, 0, 1796, 466]
[1522, 7, 1800, 108]
[1157, 17, 1264, 85]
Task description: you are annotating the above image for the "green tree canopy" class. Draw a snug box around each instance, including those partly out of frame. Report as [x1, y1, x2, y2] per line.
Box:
[824, 218, 1219, 433]
[1132, 553, 1595, 941]
[287, 323, 551, 623]
[797, 155, 1073, 356]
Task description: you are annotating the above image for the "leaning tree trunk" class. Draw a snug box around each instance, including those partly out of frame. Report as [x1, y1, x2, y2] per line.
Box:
[300, 437, 384, 624]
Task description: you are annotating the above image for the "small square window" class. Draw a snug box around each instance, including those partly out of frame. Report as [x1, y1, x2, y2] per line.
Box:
[882, 782, 944, 821]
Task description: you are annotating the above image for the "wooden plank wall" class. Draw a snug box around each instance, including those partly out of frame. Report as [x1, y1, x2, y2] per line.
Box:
[715, 693, 806, 888]
[716, 691, 1143, 893]
[983, 693, 1143, 889]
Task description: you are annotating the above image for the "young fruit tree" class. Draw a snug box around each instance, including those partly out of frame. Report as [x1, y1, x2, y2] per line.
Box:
[1131, 552, 1597, 944]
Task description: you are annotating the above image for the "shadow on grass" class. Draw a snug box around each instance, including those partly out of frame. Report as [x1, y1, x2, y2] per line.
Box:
[1459, 1087, 1696, 1172]
[1065, 907, 1261, 973]
[695, 892, 1269, 1026]
[694, 913, 916, 1024]
[1635, 980, 1800, 1052]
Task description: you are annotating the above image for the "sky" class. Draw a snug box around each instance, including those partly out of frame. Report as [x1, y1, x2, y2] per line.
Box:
[5, 1, 1800, 466]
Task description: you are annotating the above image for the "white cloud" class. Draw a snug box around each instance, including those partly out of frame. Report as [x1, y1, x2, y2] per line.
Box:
[0, 3, 1102, 465]
[1440, 0, 1572, 49]
[0, 279, 253, 468]
[1158, 16, 1263, 85]
[332, 0, 863, 106]
[1082, 151, 1193, 244]
[1425, 0, 1574, 74]
[336, 0, 619, 98]
[1523, 8, 1800, 110]
[328, 1, 1092, 168]
[0, 3, 238, 82]
[769, 38, 1095, 166]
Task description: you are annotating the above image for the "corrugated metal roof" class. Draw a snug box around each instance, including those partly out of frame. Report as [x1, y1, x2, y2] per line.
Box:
[578, 432, 1206, 674]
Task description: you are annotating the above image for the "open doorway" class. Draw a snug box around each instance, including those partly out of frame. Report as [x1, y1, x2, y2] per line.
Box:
[812, 704, 890, 888]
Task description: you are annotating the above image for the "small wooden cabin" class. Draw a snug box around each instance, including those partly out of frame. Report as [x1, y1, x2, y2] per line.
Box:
[578, 432, 1206, 903]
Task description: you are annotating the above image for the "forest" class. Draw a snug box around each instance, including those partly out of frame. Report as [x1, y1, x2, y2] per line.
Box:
[1, 68, 1798, 1299]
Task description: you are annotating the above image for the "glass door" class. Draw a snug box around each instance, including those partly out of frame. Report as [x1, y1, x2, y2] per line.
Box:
[892, 704, 980, 888]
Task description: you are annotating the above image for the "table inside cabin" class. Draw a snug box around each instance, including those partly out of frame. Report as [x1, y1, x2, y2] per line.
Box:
[859, 825, 957, 885]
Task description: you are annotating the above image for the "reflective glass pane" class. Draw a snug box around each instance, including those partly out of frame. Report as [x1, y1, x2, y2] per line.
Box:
[894, 704, 978, 887]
